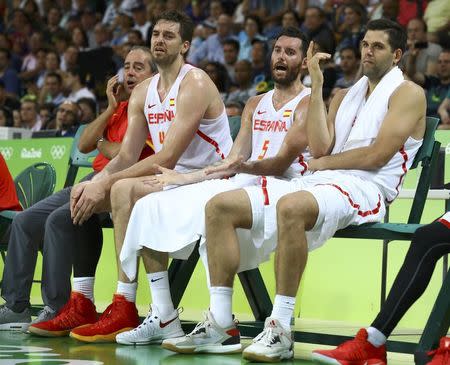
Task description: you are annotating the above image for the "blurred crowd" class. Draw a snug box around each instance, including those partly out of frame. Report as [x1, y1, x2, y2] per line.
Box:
[0, 0, 448, 137]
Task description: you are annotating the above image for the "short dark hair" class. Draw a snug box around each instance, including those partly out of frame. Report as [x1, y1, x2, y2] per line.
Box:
[223, 38, 240, 52]
[154, 10, 194, 43]
[244, 15, 263, 34]
[275, 27, 309, 58]
[46, 71, 62, 84]
[67, 66, 85, 83]
[340, 45, 360, 59]
[408, 17, 427, 33]
[366, 19, 407, 53]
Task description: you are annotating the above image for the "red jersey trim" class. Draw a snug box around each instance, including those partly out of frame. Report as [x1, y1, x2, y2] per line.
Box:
[320, 183, 382, 217]
[196, 130, 225, 159]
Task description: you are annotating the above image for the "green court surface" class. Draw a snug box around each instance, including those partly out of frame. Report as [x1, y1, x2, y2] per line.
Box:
[0, 329, 415, 365]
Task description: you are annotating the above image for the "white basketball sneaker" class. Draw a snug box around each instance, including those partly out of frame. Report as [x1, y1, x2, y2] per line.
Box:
[243, 317, 294, 362]
[161, 310, 241, 354]
[116, 304, 184, 345]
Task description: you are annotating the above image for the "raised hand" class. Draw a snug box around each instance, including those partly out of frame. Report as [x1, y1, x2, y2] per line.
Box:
[105, 75, 122, 112]
[306, 41, 331, 87]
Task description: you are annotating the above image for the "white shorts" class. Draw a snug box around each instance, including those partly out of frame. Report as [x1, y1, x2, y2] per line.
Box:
[120, 173, 265, 281]
[244, 170, 386, 257]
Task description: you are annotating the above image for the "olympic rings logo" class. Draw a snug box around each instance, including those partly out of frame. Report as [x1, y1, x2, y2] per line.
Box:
[50, 145, 67, 160]
[0, 146, 13, 160]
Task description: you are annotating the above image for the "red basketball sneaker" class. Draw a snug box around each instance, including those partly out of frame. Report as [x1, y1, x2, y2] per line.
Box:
[28, 292, 97, 337]
[312, 328, 387, 365]
[426, 337, 450, 365]
[69, 294, 139, 343]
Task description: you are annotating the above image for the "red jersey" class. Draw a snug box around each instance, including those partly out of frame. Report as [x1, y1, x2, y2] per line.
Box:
[93, 101, 154, 172]
[0, 154, 21, 211]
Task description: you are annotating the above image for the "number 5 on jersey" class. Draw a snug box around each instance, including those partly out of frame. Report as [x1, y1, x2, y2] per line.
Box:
[258, 140, 270, 160]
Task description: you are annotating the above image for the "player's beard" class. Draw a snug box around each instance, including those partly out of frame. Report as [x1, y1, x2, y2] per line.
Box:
[272, 62, 302, 86]
[154, 52, 179, 68]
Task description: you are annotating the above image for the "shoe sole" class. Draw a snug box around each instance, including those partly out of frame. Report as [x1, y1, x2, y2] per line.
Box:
[0, 322, 29, 331]
[28, 326, 71, 337]
[311, 353, 387, 365]
[162, 342, 242, 354]
[243, 349, 293, 363]
[70, 327, 134, 343]
[117, 330, 185, 346]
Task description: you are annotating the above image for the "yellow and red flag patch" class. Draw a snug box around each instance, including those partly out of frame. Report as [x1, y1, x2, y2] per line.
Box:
[283, 109, 292, 118]
[169, 98, 175, 106]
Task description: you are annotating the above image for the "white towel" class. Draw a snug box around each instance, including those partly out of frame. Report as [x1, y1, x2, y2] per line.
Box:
[332, 66, 404, 154]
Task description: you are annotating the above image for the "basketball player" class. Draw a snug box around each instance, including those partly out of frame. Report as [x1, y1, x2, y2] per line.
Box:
[164, 19, 426, 362]
[32, 10, 233, 342]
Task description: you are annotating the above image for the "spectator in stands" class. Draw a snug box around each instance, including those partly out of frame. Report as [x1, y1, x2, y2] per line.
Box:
[131, 3, 152, 43]
[336, 3, 366, 53]
[225, 101, 244, 117]
[38, 72, 65, 107]
[65, 66, 96, 103]
[251, 38, 271, 85]
[238, 15, 266, 61]
[302, 7, 336, 56]
[51, 101, 80, 137]
[72, 26, 90, 51]
[80, 9, 97, 48]
[335, 46, 360, 88]
[204, 61, 230, 101]
[0, 48, 21, 97]
[223, 38, 240, 83]
[422, 49, 450, 120]
[93, 23, 112, 48]
[38, 103, 55, 130]
[401, 18, 442, 78]
[111, 12, 135, 46]
[12, 109, 21, 128]
[103, 0, 128, 27]
[77, 97, 97, 124]
[226, 60, 256, 105]
[43, 6, 66, 45]
[19, 95, 41, 132]
[19, 31, 44, 82]
[0, 81, 20, 112]
[206, 0, 224, 26]
[369, 0, 399, 21]
[37, 50, 61, 89]
[281, 9, 301, 29]
[61, 45, 79, 73]
[126, 30, 144, 46]
[187, 13, 235, 66]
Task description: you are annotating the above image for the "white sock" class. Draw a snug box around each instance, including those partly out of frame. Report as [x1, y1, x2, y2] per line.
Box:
[367, 327, 387, 347]
[73, 277, 94, 303]
[209, 286, 233, 328]
[116, 281, 137, 302]
[148, 271, 174, 317]
[271, 295, 295, 330]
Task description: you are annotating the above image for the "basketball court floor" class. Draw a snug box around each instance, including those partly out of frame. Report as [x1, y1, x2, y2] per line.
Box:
[0, 323, 418, 365]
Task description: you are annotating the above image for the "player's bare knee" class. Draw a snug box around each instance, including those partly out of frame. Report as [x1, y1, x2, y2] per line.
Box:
[277, 192, 315, 227]
[205, 193, 230, 221]
[110, 180, 130, 211]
